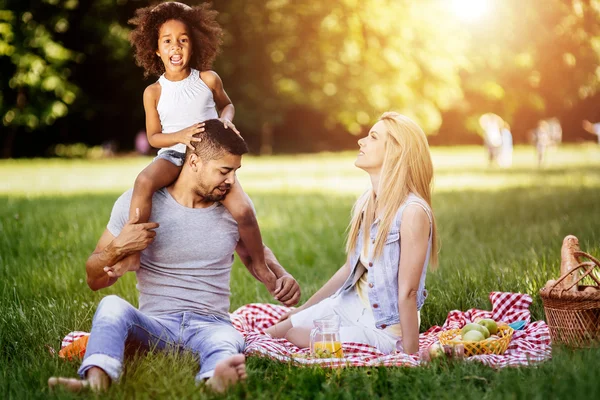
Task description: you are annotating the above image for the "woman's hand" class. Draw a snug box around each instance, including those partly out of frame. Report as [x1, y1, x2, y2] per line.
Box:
[277, 306, 303, 323]
[176, 123, 205, 150]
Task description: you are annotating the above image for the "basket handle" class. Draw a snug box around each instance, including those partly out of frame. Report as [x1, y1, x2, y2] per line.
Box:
[574, 251, 600, 267]
[547, 250, 600, 293]
[559, 262, 600, 292]
[572, 251, 600, 287]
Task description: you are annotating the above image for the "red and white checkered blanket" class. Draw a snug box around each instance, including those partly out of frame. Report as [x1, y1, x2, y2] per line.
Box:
[62, 292, 551, 368]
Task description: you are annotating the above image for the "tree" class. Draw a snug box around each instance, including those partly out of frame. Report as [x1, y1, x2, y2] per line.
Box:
[0, 0, 80, 157]
[449, 0, 600, 141]
[215, 0, 470, 153]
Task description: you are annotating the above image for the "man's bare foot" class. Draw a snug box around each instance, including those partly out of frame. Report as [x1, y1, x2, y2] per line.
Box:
[206, 354, 247, 393]
[48, 367, 110, 392]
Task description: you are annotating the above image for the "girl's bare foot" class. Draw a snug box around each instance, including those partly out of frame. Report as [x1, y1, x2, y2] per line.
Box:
[48, 367, 110, 392]
[206, 354, 247, 393]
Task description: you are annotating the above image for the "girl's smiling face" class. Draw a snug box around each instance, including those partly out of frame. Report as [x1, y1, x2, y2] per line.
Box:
[156, 19, 192, 76]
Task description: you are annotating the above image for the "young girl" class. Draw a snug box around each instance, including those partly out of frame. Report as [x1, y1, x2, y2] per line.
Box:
[266, 112, 439, 355]
[116, 1, 274, 290]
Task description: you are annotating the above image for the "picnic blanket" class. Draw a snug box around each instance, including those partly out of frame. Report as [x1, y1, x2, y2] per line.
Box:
[61, 292, 552, 368]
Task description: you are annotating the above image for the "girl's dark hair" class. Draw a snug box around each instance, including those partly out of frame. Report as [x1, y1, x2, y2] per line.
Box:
[129, 2, 223, 78]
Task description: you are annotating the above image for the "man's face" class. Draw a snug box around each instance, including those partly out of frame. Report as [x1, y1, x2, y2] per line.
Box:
[194, 153, 242, 202]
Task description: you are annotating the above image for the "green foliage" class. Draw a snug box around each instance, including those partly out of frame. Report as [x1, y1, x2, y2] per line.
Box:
[3, 1, 600, 156]
[0, 1, 79, 130]
[1, 146, 600, 398]
[216, 0, 469, 133]
[455, 0, 600, 132]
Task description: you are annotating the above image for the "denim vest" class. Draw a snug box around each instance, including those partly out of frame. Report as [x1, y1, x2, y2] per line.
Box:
[335, 193, 433, 329]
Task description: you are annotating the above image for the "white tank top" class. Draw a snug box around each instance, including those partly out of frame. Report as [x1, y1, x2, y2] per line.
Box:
[156, 69, 219, 155]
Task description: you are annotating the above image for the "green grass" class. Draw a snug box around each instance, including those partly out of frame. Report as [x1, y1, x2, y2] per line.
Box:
[1, 144, 600, 399]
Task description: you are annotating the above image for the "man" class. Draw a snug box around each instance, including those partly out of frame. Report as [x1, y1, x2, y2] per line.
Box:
[48, 119, 300, 392]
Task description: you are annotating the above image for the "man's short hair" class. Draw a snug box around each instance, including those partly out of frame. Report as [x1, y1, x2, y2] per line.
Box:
[186, 119, 249, 161]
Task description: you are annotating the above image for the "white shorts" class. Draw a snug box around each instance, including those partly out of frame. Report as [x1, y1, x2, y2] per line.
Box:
[290, 289, 400, 354]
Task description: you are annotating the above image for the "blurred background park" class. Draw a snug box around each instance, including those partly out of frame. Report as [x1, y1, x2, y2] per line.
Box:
[2, 0, 600, 159]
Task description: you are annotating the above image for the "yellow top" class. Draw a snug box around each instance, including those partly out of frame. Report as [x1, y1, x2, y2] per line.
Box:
[355, 269, 420, 338]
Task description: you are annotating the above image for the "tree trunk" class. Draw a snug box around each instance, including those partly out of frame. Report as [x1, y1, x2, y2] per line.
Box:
[260, 121, 273, 156]
[1, 128, 16, 159]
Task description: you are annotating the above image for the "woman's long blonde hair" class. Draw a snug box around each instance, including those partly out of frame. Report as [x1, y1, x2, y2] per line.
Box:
[346, 112, 439, 268]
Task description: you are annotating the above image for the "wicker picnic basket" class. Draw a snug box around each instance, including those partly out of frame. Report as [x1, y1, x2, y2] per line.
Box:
[438, 325, 514, 357]
[539, 251, 600, 347]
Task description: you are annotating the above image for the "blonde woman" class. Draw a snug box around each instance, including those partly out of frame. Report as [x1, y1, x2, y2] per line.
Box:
[266, 112, 438, 355]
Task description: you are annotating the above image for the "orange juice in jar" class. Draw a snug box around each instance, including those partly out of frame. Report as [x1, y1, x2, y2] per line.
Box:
[313, 340, 343, 358]
[310, 315, 344, 358]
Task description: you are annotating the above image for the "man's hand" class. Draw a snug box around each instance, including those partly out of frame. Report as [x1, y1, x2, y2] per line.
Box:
[110, 208, 159, 256]
[104, 209, 158, 279]
[274, 274, 301, 307]
[253, 261, 278, 294]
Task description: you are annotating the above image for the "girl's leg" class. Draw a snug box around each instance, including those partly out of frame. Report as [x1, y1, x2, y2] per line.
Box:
[221, 180, 277, 292]
[129, 158, 182, 222]
[118, 159, 181, 272]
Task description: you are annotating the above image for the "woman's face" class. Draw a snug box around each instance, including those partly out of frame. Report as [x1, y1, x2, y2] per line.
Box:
[355, 120, 388, 173]
[156, 19, 192, 74]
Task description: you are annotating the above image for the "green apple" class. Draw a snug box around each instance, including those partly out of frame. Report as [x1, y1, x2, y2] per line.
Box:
[462, 330, 485, 342]
[460, 323, 490, 339]
[477, 319, 498, 335]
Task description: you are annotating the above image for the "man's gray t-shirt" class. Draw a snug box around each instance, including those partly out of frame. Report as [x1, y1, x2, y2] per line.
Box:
[107, 188, 239, 319]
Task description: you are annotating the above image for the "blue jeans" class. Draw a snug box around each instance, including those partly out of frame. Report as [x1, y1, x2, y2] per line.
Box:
[77, 295, 244, 382]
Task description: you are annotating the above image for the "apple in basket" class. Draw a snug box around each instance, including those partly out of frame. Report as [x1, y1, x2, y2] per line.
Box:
[477, 319, 498, 335]
[462, 330, 485, 342]
[460, 323, 490, 339]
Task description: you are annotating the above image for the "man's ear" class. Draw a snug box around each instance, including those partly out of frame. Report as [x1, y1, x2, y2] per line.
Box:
[188, 153, 202, 172]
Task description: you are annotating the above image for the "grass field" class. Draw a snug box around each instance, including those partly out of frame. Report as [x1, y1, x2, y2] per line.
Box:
[1, 144, 600, 399]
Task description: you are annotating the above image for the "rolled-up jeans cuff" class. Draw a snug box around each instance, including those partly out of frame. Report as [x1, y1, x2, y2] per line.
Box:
[196, 370, 214, 382]
[78, 354, 122, 383]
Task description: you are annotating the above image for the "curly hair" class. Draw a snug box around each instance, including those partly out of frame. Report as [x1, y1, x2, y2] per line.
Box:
[129, 1, 223, 78]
